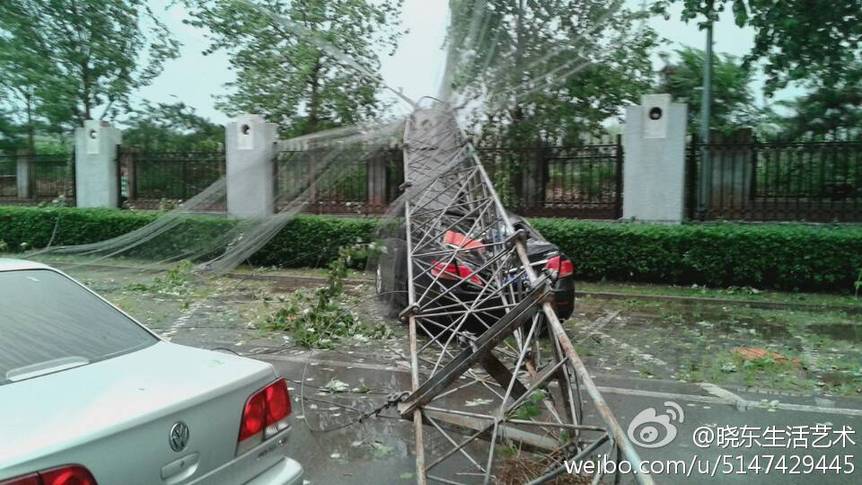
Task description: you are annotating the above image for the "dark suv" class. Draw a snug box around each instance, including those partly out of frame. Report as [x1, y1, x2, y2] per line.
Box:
[375, 213, 575, 335]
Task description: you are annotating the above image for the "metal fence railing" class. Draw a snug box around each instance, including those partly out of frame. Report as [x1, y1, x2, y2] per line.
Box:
[479, 140, 623, 218]
[0, 153, 74, 203]
[119, 149, 225, 209]
[273, 141, 624, 218]
[274, 147, 403, 215]
[687, 134, 862, 222]
[0, 156, 15, 198]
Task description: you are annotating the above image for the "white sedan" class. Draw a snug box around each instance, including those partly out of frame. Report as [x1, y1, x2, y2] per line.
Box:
[0, 259, 303, 485]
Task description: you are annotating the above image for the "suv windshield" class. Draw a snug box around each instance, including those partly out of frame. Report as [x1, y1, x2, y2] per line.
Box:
[0, 269, 156, 385]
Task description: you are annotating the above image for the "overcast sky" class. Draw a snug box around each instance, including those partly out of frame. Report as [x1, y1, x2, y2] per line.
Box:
[137, 0, 799, 124]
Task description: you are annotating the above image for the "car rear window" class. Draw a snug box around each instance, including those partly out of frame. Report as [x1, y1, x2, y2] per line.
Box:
[0, 269, 157, 385]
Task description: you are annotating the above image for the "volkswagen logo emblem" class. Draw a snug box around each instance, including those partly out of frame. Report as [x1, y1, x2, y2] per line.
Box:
[169, 422, 190, 452]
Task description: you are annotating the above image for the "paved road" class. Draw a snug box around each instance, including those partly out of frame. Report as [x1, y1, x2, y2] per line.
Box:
[248, 351, 862, 484]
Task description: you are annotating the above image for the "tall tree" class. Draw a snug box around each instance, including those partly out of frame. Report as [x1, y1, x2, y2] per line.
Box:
[659, 47, 762, 134]
[0, 27, 60, 152]
[652, 0, 862, 94]
[121, 101, 224, 151]
[772, 62, 862, 139]
[0, 108, 25, 155]
[0, 0, 180, 130]
[183, 0, 404, 137]
[446, 0, 658, 145]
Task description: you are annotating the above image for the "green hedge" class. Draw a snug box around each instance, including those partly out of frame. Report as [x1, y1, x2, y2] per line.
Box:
[531, 219, 862, 292]
[0, 206, 376, 269]
[1, 206, 860, 292]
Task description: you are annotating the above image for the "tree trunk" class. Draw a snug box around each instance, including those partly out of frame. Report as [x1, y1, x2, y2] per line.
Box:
[306, 57, 323, 135]
[82, 61, 92, 121]
[25, 91, 35, 154]
[510, 0, 526, 144]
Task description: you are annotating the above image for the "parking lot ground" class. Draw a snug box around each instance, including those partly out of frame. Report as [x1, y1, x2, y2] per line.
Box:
[256, 351, 861, 484]
[45, 261, 862, 483]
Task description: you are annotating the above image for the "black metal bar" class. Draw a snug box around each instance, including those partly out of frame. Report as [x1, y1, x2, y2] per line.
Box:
[614, 135, 623, 219]
[398, 276, 551, 417]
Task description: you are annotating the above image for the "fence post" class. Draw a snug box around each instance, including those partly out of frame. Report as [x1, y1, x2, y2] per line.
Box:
[367, 149, 387, 212]
[16, 149, 33, 199]
[124, 148, 137, 201]
[74, 120, 122, 208]
[226, 114, 277, 217]
[614, 135, 623, 219]
[622, 94, 688, 223]
[685, 134, 699, 219]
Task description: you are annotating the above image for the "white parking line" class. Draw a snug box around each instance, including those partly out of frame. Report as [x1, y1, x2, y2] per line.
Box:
[161, 300, 207, 341]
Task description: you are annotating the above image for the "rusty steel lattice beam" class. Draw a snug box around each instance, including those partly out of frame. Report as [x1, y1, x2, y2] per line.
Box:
[394, 104, 652, 485]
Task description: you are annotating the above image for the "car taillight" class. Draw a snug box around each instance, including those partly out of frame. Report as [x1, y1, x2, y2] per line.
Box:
[264, 379, 291, 437]
[237, 378, 292, 455]
[431, 260, 483, 286]
[544, 255, 574, 278]
[238, 391, 266, 442]
[0, 465, 97, 485]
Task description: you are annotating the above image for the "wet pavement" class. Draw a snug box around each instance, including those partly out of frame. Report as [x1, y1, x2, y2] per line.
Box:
[52, 263, 862, 483]
[253, 351, 862, 484]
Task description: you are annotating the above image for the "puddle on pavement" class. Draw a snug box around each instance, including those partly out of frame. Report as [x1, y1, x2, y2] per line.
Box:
[807, 323, 862, 343]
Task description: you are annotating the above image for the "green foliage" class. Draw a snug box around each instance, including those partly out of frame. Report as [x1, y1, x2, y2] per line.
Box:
[512, 390, 546, 420]
[182, 0, 404, 137]
[770, 62, 862, 139]
[855, 269, 862, 298]
[126, 260, 194, 297]
[653, 0, 862, 94]
[448, 0, 658, 145]
[264, 243, 391, 348]
[531, 219, 862, 292]
[121, 102, 224, 151]
[264, 288, 361, 348]
[659, 47, 763, 134]
[0, 0, 179, 129]
[0, 206, 374, 267]
[2, 206, 861, 292]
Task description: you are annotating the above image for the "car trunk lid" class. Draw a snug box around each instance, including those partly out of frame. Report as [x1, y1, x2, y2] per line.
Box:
[0, 342, 280, 484]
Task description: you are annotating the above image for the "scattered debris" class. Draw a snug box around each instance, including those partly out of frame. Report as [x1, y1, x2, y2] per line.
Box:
[323, 378, 350, 394]
[263, 245, 392, 348]
[733, 347, 801, 367]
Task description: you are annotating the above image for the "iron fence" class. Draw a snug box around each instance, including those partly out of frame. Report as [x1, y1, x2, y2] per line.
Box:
[119, 149, 225, 209]
[274, 147, 403, 215]
[0, 153, 74, 203]
[688, 134, 862, 222]
[0, 156, 14, 198]
[273, 141, 623, 218]
[479, 139, 623, 218]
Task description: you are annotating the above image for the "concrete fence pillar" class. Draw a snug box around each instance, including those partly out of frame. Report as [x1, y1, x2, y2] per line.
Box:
[622, 94, 688, 223]
[16, 149, 33, 199]
[74, 120, 122, 208]
[226, 114, 277, 218]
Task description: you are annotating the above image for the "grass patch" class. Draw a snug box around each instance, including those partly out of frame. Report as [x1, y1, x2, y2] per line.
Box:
[577, 280, 861, 308]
